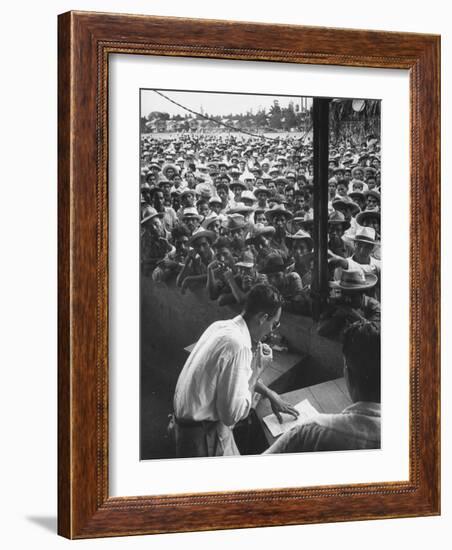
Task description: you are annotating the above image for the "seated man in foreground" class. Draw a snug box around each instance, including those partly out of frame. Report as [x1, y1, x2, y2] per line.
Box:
[265, 320, 380, 453]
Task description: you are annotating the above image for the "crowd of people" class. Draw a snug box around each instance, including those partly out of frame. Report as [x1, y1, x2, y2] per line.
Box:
[140, 131, 382, 339]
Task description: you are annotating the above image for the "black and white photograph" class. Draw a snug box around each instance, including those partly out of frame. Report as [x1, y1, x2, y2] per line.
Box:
[139, 89, 381, 460]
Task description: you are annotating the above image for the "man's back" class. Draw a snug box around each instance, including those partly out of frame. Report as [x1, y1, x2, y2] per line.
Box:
[265, 402, 380, 454]
[173, 315, 253, 427]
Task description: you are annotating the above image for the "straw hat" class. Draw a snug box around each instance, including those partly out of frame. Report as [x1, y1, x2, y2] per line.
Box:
[351, 226, 379, 245]
[365, 189, 381, 203]
[331, 269, 378, 292]
[332, 198, 360, 217]
[180, 207, 203, 222]
[235, 250, 255, 269]
[253, 185, 271, 197]
[241, 190, 257, 203]
[328, 210, 351, 230]
[161, 163, 179, 178]
[141, 206, 164, 225]
[285, 229, 313, 250]
[227, 204, 255, 216]
[188, 228, 216, 245]
[259, 254, 292, 275]
[202, 213, 221, 230]
[245, 224, 275, 245]
[224, 216, 246, 232]
[265, 204, 293, 222]
[356, 209, 381, 226]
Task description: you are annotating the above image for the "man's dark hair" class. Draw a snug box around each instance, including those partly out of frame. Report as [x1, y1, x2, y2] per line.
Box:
[336, 178, 349, 188]
[196, 198, 208, 208]
[212, 236, 231, 250]
[243, 283, 283, 319]
[343, 321, 381, 402]
[171, 224, 190, 241]
[149, 186, 164, 199]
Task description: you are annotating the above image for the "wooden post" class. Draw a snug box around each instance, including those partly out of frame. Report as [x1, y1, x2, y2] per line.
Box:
[312, 97, 330, 321]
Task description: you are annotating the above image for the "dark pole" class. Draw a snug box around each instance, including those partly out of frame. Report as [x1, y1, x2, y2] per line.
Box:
[312, 98, 330, 321]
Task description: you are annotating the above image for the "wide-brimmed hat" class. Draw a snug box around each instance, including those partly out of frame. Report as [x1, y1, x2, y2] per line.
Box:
[259, 253, 291, 275]
[229, 180, 247, 191]
[224, 216, 246, 232]
[274, 176, 289, 186]
[189, 228, 216, 245]
[285, 229, 313, 250]
[141, 206, 164, 224]
[328, 210, 351, 230]
[271, 193, 288, 205]
[235, 250, 255, 269]
[293, 210, 314, 225]
[365, 189, 381, 203]
[350, 179, 366, 191]
[181, 207, 203, 221]
[181, 188, 196, 198]
[254, 206, 268, 216]
[364, 167, 377, 176]
[241, 190, 257, 203]
[161, 163, 179, 178]
[208, 195, 223, 206]
[245, 224, 275, 244]
[253, 185, 271, 197]
[266, 204, 293, 222]
[229, 164, 241, 171]
[351, 226, 380, 245]
[332, 269, 378, 292]
[356, 209, 381, 226]
[332, 198, 360, 217]
[351, 166, 365, 178]
[227, 203, 255, 216]
[158, 177, 172, 188]
[348, 191, 366, 202]
[202, 213, 221, 230]
[195, 183, 213, 199]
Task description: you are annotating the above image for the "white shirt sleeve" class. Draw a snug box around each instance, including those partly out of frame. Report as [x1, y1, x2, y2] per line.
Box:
[215, 342, 253, 427]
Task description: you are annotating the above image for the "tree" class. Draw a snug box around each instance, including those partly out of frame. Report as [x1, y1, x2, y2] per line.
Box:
[269, 101, 282, 130]
[255, 108, 268, 128]
[283, 102, 297, 130]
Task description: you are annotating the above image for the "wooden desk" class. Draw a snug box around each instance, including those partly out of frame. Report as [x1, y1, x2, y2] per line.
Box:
[255, 377, 352, 447]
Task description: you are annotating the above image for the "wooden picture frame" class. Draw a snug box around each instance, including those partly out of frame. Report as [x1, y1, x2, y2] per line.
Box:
[58, 11, 440, 539]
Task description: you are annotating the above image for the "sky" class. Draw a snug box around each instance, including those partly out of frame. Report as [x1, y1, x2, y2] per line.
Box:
[140, 89, 313, 118]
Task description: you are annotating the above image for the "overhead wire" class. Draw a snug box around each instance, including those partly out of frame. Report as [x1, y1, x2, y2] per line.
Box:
[151, 90, 312, 144]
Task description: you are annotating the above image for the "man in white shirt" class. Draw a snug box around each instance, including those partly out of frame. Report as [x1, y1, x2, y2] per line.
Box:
[171, 284, 299, 457]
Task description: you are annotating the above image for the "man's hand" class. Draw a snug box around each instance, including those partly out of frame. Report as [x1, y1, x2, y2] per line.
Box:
[186, 248, 197, 263]
[268, 392, 299, 424]
[223, 267, 234, 281]
[208, 259, 221, 271]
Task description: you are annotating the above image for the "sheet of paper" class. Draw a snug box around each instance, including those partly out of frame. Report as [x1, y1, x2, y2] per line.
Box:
[263, 399, 319, 438]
